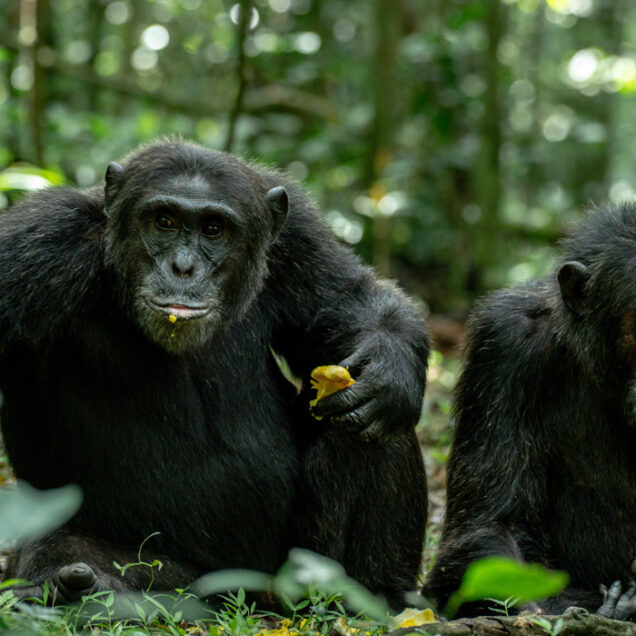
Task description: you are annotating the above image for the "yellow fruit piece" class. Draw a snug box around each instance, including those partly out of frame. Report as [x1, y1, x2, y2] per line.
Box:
[168, 314, 177, 324]
[255, 618, 298, 636]
[309, 365, 355, 410]
[393, 607, 438, 628]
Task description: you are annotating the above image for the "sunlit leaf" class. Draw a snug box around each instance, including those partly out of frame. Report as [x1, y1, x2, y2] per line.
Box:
[445, 557, 569, 618]
[0, 165, 65, 192]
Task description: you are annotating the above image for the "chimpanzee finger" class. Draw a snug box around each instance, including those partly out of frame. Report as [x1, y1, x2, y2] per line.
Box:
[597, 580, 623, 618]
[615, 582, 636, 620]
[329, 398, 380, 433]
[357, 419, 388, 442]
[310, 380, 374, 419]
[334, 352, 367, 378]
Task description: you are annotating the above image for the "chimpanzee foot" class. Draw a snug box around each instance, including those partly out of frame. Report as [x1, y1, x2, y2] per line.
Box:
[51, 562, 100, 603]
[598, 580, 636, 620]
[5, 563, 98, 604]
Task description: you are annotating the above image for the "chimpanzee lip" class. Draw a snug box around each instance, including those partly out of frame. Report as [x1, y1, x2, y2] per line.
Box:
[146, 297, 211, 320]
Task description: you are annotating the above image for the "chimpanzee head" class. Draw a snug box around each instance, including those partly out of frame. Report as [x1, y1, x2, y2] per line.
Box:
[103, 140, 288, 353]
[557, 204, 636, 375]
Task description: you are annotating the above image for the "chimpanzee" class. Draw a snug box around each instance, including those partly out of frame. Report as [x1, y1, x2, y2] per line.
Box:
[0, 139, 429, 608]
[425, 204, 636, 620]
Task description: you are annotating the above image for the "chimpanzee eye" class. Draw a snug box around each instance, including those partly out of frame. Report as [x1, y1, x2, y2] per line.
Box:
[155, 214, 177, 231]
[201, 218, 226, 238]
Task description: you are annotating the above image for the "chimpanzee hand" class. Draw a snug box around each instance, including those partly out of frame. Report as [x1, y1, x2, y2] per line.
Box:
[597, 580, 636, 620]
[309, 346, 424, 443]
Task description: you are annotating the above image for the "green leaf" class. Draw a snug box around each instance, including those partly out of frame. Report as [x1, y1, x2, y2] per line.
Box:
[0, 481, 82, 546]
[191, 569, 273, 597]
[0, 164, 65, 192]
[445, 557, 569, 618]
[274, 549, 389, 621]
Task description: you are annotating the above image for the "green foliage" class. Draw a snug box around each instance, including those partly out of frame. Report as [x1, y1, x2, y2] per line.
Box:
[194, 548, 389, 623]
[2, 0, 635, 311]
[532, 616, 565, 636]
[274, 548, 389, 621]
[0, 549, 391, 634]
[113, 532, 164, 593]
[0, 165, 65, 192]
[444, 556, 569, 618]
[0, 481, 82, 546]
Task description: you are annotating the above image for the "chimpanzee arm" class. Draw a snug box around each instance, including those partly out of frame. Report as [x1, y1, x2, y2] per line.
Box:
[0, 187, 106, 351]
[266, 186, 430, 442]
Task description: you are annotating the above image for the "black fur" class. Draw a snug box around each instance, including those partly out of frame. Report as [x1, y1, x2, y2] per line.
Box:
[425, 204, 636, 620]
[0, 140, 429, 608]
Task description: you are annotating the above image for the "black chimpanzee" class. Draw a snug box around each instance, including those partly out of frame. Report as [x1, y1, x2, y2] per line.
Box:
[425, 204, 636, 620]
[0, 139, 429, 608]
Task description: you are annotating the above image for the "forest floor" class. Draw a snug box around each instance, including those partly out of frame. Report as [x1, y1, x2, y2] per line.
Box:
[417, 349, 458, 580]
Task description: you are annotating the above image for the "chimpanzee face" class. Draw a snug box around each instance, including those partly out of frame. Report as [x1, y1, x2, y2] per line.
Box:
[103, 150, 288, 353]
[131, 174, 243, 352]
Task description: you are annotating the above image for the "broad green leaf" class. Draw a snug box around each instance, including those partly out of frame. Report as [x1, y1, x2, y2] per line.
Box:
[274, 549, 389, 621]
[191, 569, 272, 597]
[445, 557, 569, 618]
[0, 481, 82, 546]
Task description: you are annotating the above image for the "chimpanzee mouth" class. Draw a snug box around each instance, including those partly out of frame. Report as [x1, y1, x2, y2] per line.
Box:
[146, 297, 211, 320]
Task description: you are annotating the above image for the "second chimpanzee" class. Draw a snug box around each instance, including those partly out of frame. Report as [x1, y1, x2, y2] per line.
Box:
[0, 139, 429, 608]
[425, 204, 636, 620]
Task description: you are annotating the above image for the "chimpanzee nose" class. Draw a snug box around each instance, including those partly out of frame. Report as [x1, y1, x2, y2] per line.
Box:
[172, 252, 196, 278]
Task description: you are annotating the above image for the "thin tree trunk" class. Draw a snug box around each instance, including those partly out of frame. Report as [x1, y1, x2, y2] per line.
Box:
[471, 0, 504, 292]
[87, 0, 105, 111]
[224, 0, 253, 152]
[19, 0, 46, 165]
[5, 1, 21, 161]
[365, 0, 404, 277]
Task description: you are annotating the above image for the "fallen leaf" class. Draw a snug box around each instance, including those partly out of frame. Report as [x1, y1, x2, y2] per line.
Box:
[393, 607, 438, 628]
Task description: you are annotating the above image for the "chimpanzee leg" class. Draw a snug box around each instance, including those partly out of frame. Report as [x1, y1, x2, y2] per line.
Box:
[295, 428, 427, 610]
[4, 527, 202, 604]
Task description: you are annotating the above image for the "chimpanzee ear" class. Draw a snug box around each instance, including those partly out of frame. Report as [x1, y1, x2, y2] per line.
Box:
[267, 186, 289, 241]
[558, 261, 589, 316]
[104, 162, 124, 213]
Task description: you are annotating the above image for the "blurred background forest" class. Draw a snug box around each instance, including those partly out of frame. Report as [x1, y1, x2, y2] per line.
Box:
[0, 0, 634, 578]
[2, 0, 636, 320]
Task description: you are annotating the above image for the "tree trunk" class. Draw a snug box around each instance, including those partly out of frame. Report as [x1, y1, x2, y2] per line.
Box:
[471, 0, 505, 292]
[365, 0, 404, 277]
[224, 0, 253, 153]
[19, 0, 49, 165]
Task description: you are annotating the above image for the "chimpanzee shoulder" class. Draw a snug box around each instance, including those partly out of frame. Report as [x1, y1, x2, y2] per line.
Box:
[0, 186, 107, 348]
